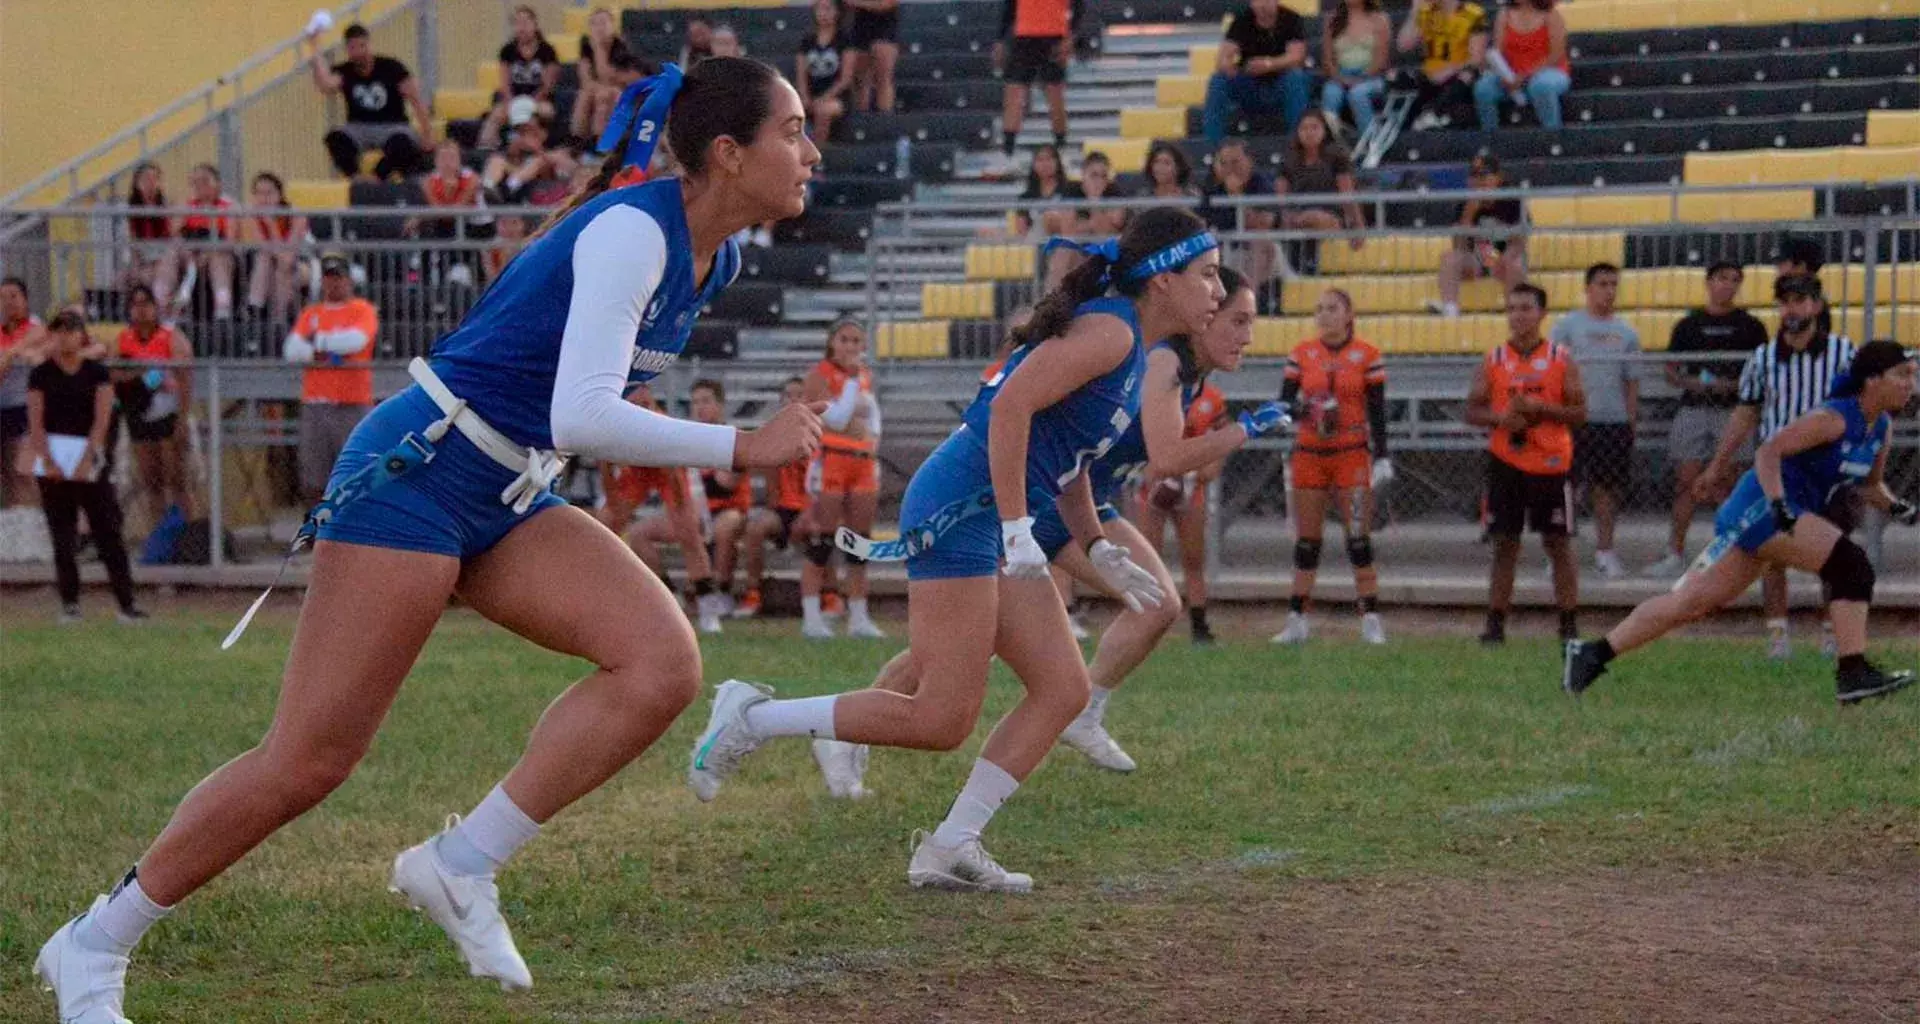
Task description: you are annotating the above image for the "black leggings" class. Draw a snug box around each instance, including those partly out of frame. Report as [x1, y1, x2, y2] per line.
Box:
[41, 480, 137, 610]
[324, 128, 425, 179]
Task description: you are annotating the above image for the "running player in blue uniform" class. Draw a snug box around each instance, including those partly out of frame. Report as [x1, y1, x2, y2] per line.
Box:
[683, 209, 1226, 891]
[36, 58, 826, 1019]
[1564, 341, 1917, 705]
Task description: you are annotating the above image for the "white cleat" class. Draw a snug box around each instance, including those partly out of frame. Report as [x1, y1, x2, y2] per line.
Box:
[1271, 612, 1310, 645]
[695, 593, 727, 635]
[389, 829, 532, 992]
[35, 897, 133, 1024]
[812, 739, 873, 799]
[1767, 627, 1792, 661]
[688, 679, 772, 802]
[1594, 551, 1628, 580]
[1641, 552, 1688, 578]
[801, 618, 837, 640]
[1360, 612, 1388, 645]
[908, 831, 1033, 893]
[845, 616, 887, 639]
[1059, 715, 1137, 772]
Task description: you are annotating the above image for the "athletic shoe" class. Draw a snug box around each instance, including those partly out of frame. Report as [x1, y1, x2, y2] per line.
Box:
[389, 830, 532, 991]
[821, 592, 846, 618]
[801, 617, 837, 640]
[1360, 612, 1388, 645]
[1641, 552, 1688, 578]
[696, 593, 727, 635]
[846, 614, 887, 639]
[1191, 623, 1217, 646]
[730, 589, 762, 619]
[1595, 551, 1628, 581]
[1562, 639, 1608, 697]
[1767, 626, 1791, 661]
[907, 830, 1033, 893]
[35, 897, 132, 1024]
[1270, 612, 1310, 645]
[688, 679, 772, 802]
[115, 607, 149, 625]
[812, 739, 872, 799]
[1478, 622, 1506, 646]
[1059, 715, 1137, 772]
[1819, 623, 1837, 659]
[1836, 662, 1916, 705]
[58, 603, 82, 625]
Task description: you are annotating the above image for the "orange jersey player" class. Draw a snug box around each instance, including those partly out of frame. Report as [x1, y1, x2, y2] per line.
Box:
[797, 320, 885, 638]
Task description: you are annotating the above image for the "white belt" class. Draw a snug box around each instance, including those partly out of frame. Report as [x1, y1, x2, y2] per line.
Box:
[408, 358, 567, 514]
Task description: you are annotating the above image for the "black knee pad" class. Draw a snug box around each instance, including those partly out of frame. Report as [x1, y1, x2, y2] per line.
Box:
[1293, 538, 1323, 572]
[1819, 537, 1874, 603]
[1346, 535, 1375, 569]
[805, 537, 836, 567]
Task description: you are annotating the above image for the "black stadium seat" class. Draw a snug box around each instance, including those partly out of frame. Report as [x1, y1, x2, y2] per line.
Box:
[740, 243, 833, 286]
[899, 1, 1003, 36]
[1823, 185, 1919, 218]
[774, 210, 872, 251]
[842, 112, 995, 147]
[811, 175, 912, 209]
[685, 323, 738, 361]
[895, 80, 1002, 113]
[703, 280, 784, 326]
[892, 49, 997, 82]
[819, 140, 959, 179]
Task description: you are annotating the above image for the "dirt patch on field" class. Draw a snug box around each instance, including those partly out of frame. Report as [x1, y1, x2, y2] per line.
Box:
[740, 864, 1920, 1024]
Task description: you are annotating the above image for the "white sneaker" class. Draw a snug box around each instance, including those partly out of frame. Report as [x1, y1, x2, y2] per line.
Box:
[1271, 612, 1310, 645]
[688, 679, 771, 802]
[1767, 627, 1791, 661]
[1819, 623, 1837, 659]
[1641, 552, 1688, 578]
[1059, 715, 1137, 772]
[846, 615, 887, 639]
[696, 593, 727, 635]
[801, 617, 837, 640]
[1595, 551, 1628, 580]
[1360, 612, 1388, 645]
[35, 897, 132, 1024]
[388, 831, 532, 991]
[812, 739, 872, 799]
[907, 831, 1033, 893]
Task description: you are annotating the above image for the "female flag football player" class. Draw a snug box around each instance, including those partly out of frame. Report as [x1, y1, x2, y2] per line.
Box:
[685, 209, 1228, 892]
[36, 57, 826, 1020]
[1563, 341, 1918, 705]
[799, 318, 887, 639]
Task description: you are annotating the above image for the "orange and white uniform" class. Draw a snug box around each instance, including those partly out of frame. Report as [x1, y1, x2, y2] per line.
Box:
[775, 456, 811, 515]
[1286, 336, 1385, 490]
[289, 298, 379, 406]
[606, 464, 693, 511]
[180, 195, 235, 240]
[810, 357, 881, 495]
[701, 467, 753, 517]
[1135, 381, 1228, 510]
[1485, 340, 1575, 475]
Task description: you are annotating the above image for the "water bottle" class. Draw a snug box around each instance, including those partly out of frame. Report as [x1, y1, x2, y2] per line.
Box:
[894, 135, 912, 180]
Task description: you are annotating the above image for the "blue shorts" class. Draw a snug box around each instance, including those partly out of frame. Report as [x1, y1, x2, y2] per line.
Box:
[901, 429, 999, 581]
[1033, 500, 1121, 561]
[314, 385, 566, 559]
[1712, 471, 1813, 557]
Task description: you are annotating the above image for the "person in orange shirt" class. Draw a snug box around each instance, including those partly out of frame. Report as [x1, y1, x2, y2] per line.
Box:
[284, 255, 378, 503]
[152, 164, 238, 322]
[799, 320, 886, 638]
[1131, 378, 1229, 644]
[113, 286, 196, 525]
[1465, 282, 1587, 645]
[734, 377, 818, 618]
[1273, 288, 1393, 645]
[601, 382, 725, 634]
[694, 378, 758, 629]
[0, 276, 49, 507]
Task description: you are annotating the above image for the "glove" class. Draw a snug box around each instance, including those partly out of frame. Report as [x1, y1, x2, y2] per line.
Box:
[1770, 498, 1798, 534]
[1088, 538, 1165, 613]
[1370, 458, 1394, 488]
[1000, 516, 1051, 579]
[1891, 498, 1918, 527]
[1238, 401, 1291, 438]
[142, 368, 166, 391]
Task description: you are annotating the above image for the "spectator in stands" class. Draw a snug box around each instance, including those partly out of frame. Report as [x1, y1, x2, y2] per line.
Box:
[1143, 141, 1198, 200]
[1552, 262, 1641, 581]
[1395, 0, 1488, 131]
[681, 16, 716, 67]
[797, 0, 857, 145]
[483, 110, 578, 206]
[1203, 0, 1313, 146]
[1646, 261, 1770, 577]
[113, 286, 194, 528]
[284, 255, 378, 505]
[735, 376, 818, 620]
[1275, 110, 1365, 250]
[407, 140, 487, 289]
[0, 277, 48, 508]
[1473, 0, 1570, 130]
[124, 163, 173, 292]
[1041, 150, 1127, 287]
[571, 7, 638, 141]
[1321, 0, 1391, 137]
[308, 22, 433, 181]
[1467, 282, 1586, 645]
[1432, 154, 1524, 317]
[1013, 144, 1081, 237]
[242, 173, 310, 329]
[1775, 236, 1833, 339]
[27, 311, 145, 624]
[481, 6, 561, 150]
[151, 164, 237, 322]
[599, 383, 725, 632]
[996, 0, 1073, 170]
[844, 0, 901, 113]
[711, 23, 746, 59]
[1201, 138, 1278, 299]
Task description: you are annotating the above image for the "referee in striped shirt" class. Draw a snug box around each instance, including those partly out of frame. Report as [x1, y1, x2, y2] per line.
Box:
[1697, 273, 1855, 658]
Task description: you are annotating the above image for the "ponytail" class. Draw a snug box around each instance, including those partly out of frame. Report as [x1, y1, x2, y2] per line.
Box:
[529, 148, 626, 242]
[1010, 251, 1114, 350]
[1013, 206, 1215, 353]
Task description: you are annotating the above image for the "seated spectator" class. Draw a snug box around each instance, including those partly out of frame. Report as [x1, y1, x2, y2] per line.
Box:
[483, 111, 578, 206]
[481, 6, 561, 150]
[1204, 0, 1312, 145]
[1, 276, 48, 508]
[284, 255, 378, 505]
[486, 215, 531, 284]
[1395, 0, 1488, 131]
[571, 7, 638, 141]
[1014, 144, 1082, 237]
[1143, 141, 1199, 200]
[1201, 139, 1279, 297]
[308, 22, 433, 180]
[735, 376, 817, 620]
[681, 16, 716, 67]
[242, 172, 310, 328]
[797, 0, 856, 144]
[1474, 0, 1570, 130]
[711, 23, 745, 59]
[601, 383, 725, 629]
[1322, 0, 1391, 137]
[997, 0, 1073, 169]
[152, 164, 237, 322]
[1042, 150, 1128, 286]
[1433, 154, 1524, 317]
[695, 379, 758, 617]
[113, 286, 195, 528]
[1275, 112, 1365, 250]
[409, 140, 487, 288]
[844, 0, 902, 113]
[123, 163, 172, 292]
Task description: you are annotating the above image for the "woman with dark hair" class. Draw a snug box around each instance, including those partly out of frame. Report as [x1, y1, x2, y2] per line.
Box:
[687, 208, 1239, 891]
[1276, 110, 1365, 249]
[1475, 0, 1570, 130]
[114, 285, 196, 527]
[124, 162, 172, 291]
[1014, 143, 1081, 237]
[242, 172, 310, 327]
[1143, 141, 1198, 199]
[572, 7, 639, 140]
[799, 319, 886, 638]
[796, 0, 857, 143]
[1321, 0, 1390, 135]
[34, 58, 827, 1017]
[152, 164, 238, 321]
[481, 5, 562, 149]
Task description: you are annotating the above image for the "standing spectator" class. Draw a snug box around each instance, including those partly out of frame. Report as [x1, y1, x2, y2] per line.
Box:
[151, 164, 237, 322]
[797, 0, 857, 145]
[1203, 0, 1313, 146]
[242, 173, 310, 328]
[1201, 139, 1279, 297]
[1474, 0, 1570, 130]
[996, 0, 1072, 171]
[1275, 110, 1365, 249]
[1466, 283, 1587, 645]
[844, 0, 901, 113]
[1395, 0, 1488, 131]
[284, 255, 378, 505]
[681, 16, 717, 68]
[123, 163, 173, 292]
[308, 22, 434, 180]
[0, 277, 48, 507]
[1645, 262, 1770, 577]
[1433, 155, 1525, 317]
[1143, 141, 1198, 199]
[1552, 262, 1641, 580]
[1321, 0, 1391, 137]
[483, 110, 577, 206]
[1014, 144, 1082, 236]
[26, 311, 145, 624]
[480, 6, 561, 150]
[113, 286, 195, 528]
[571, 8, 637, 141]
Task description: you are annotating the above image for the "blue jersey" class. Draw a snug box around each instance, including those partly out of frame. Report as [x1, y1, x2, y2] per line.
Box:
[1781, 395, 1889, 512]
[428, 178, 741, 448]
[1082, 342, 1205, 506]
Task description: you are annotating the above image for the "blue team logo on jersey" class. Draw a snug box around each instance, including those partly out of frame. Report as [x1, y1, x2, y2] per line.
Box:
[641, 293, 668, 329]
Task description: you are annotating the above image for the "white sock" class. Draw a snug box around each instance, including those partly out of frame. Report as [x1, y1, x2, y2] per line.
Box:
[744, 694, 838, 739]
[931, 758, 1020, 847]
[801, 595, 823, 622]
[77, 873, 171, 956]
[1085, 685, 1114, 721]
[438, 785, 541, 877]
[1766, 617, 1789, 633]
[848, 597, 871, 621]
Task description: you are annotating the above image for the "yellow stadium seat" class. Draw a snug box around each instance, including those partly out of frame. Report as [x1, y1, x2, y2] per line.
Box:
[285, 180, 348, 208]
[1839, 146, 1920, 182]
[1529, 232, 1627, 272]
[1741, 0, 1802, 21]
[1678, 189, 1813, 222]
[1738, 266, 1779, 307]
[921, 283, 994, 319]
[1282, 0, 1317, 14]
[1189, 45, 1220, 79]
[1558, 2, 1616, 31]
[476, 61, 501, 90]
[1119, 107, 1187, 140]
[1813, 0, 1919, 18]
[1249, 317, 1297, 357]
[1610, 0, 1680, 29]
[550, 34, 580, 64]
[1320, 234, 1448, 274]
[1685, 0, 1751, 24]
[1459, 276, 1507, 314]
[1583, 195, 1671, 225]
[436, 89, 494, 121]
[565, 8, 591, 36]
[965, 244, 1037, 281]
[1157, 75, 1208, 108]
[876, 320, 952, 359]
[1082, 138, 1149, 173]
[1866, 111, 1920, 148]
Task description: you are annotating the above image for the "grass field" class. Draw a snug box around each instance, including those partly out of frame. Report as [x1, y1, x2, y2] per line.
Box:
[2, 604, 1917, 1022]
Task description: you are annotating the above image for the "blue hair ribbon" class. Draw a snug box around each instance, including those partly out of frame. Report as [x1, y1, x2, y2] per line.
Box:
[1037, 231, 1220, 289]
[1040, 236, 1123, 288]
[597, 63, 685, 171]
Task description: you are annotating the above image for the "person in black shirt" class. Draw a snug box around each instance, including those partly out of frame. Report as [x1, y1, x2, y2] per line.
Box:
[1433, 155, 1525, 317]
[1202, 0, 1313, 145]
[481, 6, 562, 149]
[571, 7, 639, 140]
[307, 22, 434, 180]
[797, 0, 856, 143]
[1011, 144, 1083, 236]
[1201, 138, 1279, 298]
[25, 312, 144, 623]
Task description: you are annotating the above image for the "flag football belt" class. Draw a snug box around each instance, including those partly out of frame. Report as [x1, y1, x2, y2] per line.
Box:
[835, 485, 997, 562]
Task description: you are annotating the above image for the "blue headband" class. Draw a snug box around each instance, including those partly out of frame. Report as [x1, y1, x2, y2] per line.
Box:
[1039, 231, 1220, 289]
[598, 63, 684, 171]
